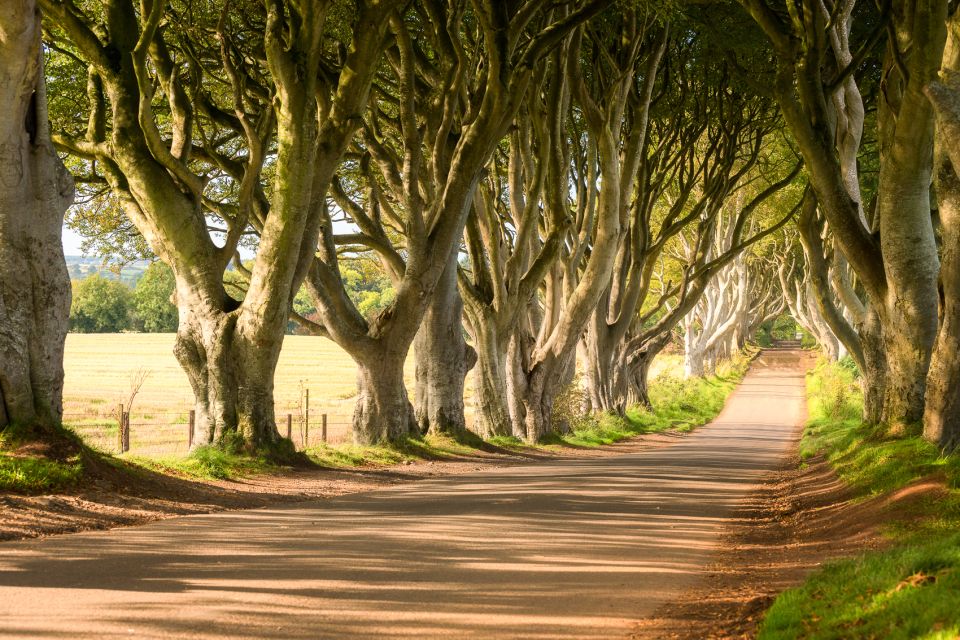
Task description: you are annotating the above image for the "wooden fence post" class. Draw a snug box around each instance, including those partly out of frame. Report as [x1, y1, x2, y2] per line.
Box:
[121, 411, 130, 453]
[286, 414, 292, 442]
[188, 410, 195, 448]
[118, 404, 124, 453]
[322, 413, 327, 443]
[304, 389, 310, 447]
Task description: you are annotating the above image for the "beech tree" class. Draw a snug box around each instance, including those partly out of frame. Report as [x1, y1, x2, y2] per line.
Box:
[579, 54, 798, 413]
[923, 5, 960, 449]
[457, 12, 666, 437]
[738, 0, 945, 431]
[776, 236, 843, 361]
[294, 1, 611, 443]
[683, 226, 779, 377]
[42, 0, 392, 451]
[495, 15, 656, 441]
[0, 0, 74, 438]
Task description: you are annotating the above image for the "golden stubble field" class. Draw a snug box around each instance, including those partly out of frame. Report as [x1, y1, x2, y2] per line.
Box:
[62, 333, 424, 452]
[63, 333, 681, 455]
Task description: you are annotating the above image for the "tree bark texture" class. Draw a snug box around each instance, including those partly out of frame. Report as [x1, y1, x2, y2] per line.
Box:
[0, 0, 74, 435]
[413, 251, 477, 435]
[923, 19, 960, 448]
[467, 316, 513, 438]
[353, 349, 417, 444]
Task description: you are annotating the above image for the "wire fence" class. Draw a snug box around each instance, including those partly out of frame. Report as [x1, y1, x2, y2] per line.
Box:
[63, 404, 354, 457]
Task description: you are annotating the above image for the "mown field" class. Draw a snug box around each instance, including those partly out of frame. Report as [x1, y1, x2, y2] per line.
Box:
[62, 333, 417, 452]
[62, 333, 682, 456]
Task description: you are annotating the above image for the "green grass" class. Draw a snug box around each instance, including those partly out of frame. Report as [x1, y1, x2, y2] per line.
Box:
[0, 454, 83, 492]
[129, 445, 281, 480]
[553, 349, 754, 448]
[305, 433, 484, 468]
[0, 424, 85, 492]
[301, 352, 754, 466]
[487, 435, 525, 448]
[307, 442, 415, 467]
[761, 532, 960, 639]
[758, 358, 960, 639]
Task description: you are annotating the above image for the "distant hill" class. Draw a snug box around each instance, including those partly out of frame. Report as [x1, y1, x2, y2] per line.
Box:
[65, 256, 151, 287]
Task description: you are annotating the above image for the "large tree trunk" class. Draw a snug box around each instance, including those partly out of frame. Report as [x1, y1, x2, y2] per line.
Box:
[625, 335, 672, 409]
[625, 358, 653, 409]
[923, 37, 960, 449]
[880, 307, 936, 431]
[413, 252, 476, 436]
[581, 320, 625, 415]
[875, 142, 940, 429]
[353, 348, 417, 444]
[173, 287, 284, 450]
[870, 0, 944, 432]
[470, 322, 512, 438]
[515, 348, 577, 443]
[0, 1, 74, 437]
[924, 154, 960, 449]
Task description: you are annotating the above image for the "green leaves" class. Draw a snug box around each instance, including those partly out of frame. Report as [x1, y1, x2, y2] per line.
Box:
[70, 274, 134, 333]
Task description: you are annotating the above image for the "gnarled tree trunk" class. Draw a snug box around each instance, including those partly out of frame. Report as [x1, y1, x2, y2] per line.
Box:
[923, 28, 960, 449]
[353, 348, 417, 444]
[468, 319, 512, 438]
[172, 288, 286, 449]
[0, 0, 74, 436]
[413, 252, 476, 436]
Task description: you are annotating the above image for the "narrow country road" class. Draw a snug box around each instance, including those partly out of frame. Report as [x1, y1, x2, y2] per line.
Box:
[0, 350, 806, 639]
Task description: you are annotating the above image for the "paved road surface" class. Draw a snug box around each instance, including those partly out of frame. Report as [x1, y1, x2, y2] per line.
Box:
[0, 350, 806, 639]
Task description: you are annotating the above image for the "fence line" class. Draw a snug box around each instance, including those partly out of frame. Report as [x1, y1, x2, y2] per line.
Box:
[64, 385, 481, 456]
[64, 391, 355, 455]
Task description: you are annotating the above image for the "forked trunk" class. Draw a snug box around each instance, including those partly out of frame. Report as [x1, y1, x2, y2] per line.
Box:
[353, 351, 417, 444]
[515, 349, 577, 443]
[581, 328, 626, 415]
[0, 2, 74, 437]
[413, 253, 476, 436]
[174, 299, 283, 450]
[505, 334, 532, 440]
[520, 367, 553, 443]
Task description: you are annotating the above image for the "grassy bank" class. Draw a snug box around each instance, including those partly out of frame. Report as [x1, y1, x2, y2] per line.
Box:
[0, 426, 84, 492]
[0, 454, 82, 492]
[549, 348, 755, 448]
[759, 359, 960, 639]
[485, 349, 753, 450]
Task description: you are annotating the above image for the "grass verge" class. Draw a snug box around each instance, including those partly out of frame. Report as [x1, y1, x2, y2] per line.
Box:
[305, 349, 754, 464]
[128, 445, 281, 480]
[306, 432, 489, 468]
[552, 348, 755, 448]
[0, 454, 83, 492]
[0, 424, 84, 492]
[758, 358, 960, 640]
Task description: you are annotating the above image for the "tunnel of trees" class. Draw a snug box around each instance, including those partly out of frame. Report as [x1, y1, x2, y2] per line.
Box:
[1, 0, 958, 454]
